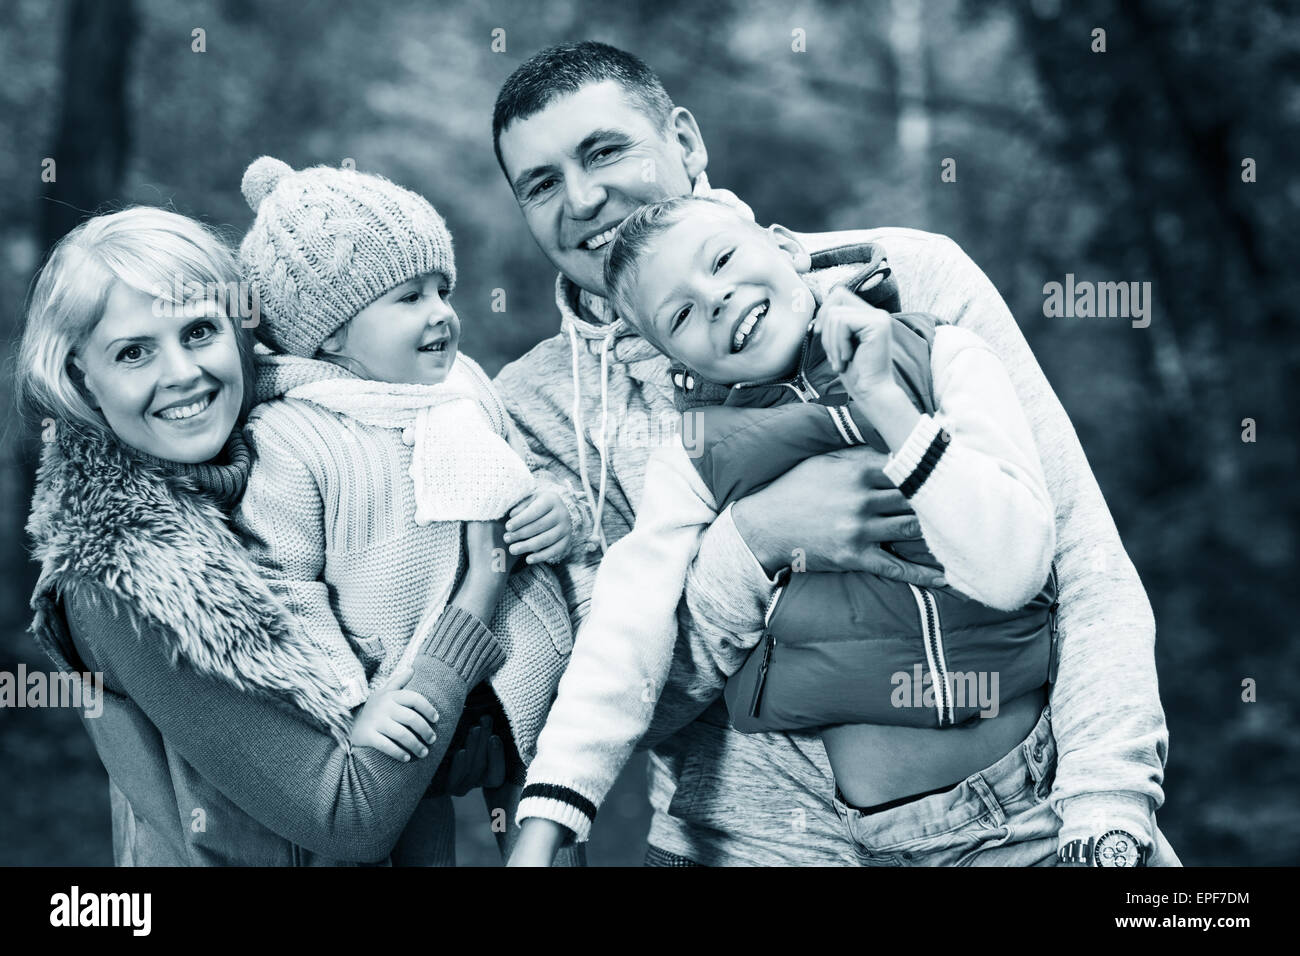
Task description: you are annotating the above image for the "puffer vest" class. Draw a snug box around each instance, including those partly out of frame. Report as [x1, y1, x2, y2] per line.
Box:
[671, 242, 1058, 731]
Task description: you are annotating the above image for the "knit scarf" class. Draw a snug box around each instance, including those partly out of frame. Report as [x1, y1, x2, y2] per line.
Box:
[285, 356, 536, 523]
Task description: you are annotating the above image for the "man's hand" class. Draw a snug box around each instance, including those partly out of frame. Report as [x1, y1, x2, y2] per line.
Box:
[504, 489, 572, 564]
[731, 445, 945, 587]
[349, 667, 439, 762]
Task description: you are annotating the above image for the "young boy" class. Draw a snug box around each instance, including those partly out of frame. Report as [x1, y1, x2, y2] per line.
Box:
[511, 196, 1059, 864]
[234, 156, 579, 864]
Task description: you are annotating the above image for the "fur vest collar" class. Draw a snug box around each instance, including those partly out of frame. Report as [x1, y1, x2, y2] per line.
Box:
[26, 425, 352, 742]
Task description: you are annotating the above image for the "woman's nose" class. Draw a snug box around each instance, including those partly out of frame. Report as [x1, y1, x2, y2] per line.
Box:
[157, 342, 202, 386]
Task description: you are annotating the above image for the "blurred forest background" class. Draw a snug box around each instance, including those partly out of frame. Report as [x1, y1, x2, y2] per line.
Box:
[1, 0, 1296, 866]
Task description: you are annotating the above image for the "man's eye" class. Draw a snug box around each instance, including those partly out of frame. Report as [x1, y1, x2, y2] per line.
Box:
[530, 177, 557, 198]
[672, 305, 691, 332]
[592, 146, 620, 162]
[714, 250, 733, 273]
[116, 345, 144, 363]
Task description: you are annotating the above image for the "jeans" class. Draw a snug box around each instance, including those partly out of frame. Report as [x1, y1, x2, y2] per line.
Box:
[831, 705, 1181, 866]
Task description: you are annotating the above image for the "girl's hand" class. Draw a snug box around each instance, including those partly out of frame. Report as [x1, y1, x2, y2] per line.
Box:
[454, 521, 511, 623]
[349, 667, 440, 761]
[503, 489, 572, 564]
[815, 286, 896, 401]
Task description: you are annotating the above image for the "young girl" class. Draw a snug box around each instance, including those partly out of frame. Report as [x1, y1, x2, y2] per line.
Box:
[234, 157, 582, 865]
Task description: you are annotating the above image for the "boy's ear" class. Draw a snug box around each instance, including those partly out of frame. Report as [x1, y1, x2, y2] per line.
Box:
[768, 224, 812, 273]
[319, 329, 346, 355]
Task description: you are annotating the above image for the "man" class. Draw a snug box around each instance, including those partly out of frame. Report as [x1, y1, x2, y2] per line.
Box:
[492, 40, 1175, 866]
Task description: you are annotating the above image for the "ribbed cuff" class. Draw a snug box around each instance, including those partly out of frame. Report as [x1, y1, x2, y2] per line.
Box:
[417, 605, 505, 686]
[1056, 792, 1157, 852]
[882, 413, 949, 498]
[517, 783, 598, 843]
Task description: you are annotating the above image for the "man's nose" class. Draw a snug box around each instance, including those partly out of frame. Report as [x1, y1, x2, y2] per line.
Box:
[564, 171, 607, 220]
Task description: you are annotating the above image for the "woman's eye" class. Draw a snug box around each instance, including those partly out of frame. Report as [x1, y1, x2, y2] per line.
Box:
[714, 250, 732, 273]
[187, 321, 217, 341]
[672, 305, 691, 332]
[116, 345, 143, 363]
[438, 286, 451, 300]
[401, 291, 421, 303]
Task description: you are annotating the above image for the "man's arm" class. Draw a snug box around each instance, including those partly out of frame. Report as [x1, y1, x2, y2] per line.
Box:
[901, 233, 1168, 849]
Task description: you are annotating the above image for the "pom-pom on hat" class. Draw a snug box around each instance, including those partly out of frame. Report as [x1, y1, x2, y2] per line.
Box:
[238, 156, 456, 358]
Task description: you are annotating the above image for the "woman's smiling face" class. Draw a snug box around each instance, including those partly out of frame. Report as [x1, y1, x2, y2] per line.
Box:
[74, 282, 245, 463]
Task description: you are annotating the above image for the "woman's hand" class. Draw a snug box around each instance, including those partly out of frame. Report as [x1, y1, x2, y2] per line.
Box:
[349, 667, 439, 761]
[507, 818, 569, 867]
[504, 489, 572, 564]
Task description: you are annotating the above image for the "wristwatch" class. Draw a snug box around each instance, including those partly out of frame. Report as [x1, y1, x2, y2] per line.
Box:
[1058, 830, 1147, 867]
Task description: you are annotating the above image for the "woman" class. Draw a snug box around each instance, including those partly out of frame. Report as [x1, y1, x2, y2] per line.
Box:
[20, 206, 506, 865]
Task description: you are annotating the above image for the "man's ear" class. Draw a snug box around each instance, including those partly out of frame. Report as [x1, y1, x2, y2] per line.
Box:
[769, 224, 812, 273]
[668, 106, 708, 183]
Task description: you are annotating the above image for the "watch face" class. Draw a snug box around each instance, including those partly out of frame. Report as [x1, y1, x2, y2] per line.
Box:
[1094, 830, 1141, 867]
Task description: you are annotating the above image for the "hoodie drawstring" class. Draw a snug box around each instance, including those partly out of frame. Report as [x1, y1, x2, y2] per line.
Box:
[566, 319, 612, 554]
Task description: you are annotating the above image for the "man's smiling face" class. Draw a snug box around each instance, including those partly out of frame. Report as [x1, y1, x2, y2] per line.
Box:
[498, 79, 705, 296]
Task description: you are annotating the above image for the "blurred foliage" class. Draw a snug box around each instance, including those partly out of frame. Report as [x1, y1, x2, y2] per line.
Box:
[0, 0, 1296, 865]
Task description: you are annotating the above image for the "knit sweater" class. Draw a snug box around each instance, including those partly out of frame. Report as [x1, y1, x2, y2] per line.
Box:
[235, 350, 573, 762]
[495, 186, 1168, 863]
[517, 314, 1056, 840]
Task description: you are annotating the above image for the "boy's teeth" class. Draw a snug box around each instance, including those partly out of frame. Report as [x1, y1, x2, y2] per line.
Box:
[157, 393, 213, 421]
[731, 302, 769, 353]
[583, 226, 619, 251]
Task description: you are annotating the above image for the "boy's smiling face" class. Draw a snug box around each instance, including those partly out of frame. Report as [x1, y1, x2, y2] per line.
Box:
[622, 206, 814, 385]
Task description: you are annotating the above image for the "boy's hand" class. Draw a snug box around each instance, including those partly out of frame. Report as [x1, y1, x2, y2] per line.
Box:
[815, 286, 896, 400]
[507, 818, 569, 867]
[504, 489, 572, 564]
[349, 666, 440, 762]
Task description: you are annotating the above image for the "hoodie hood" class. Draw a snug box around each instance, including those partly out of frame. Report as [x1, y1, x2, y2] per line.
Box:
[26, 424, 353, 743]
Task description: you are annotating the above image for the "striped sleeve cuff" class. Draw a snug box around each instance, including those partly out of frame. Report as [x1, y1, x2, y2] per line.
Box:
[882, 413, 950, 499]
[517, 783, 599, 843]
[417, 605, 505, 686]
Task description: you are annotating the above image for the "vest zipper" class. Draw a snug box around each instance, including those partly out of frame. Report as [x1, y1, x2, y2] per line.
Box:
[909, 584, 953, 726]
[749, 582, 787, 718]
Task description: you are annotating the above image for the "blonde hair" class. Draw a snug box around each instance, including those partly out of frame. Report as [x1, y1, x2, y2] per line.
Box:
[19, 206, 254, 440]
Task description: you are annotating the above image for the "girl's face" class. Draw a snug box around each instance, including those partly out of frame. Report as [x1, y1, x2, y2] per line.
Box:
[74, 282, 245, 463]
[326, 272, 460, 385]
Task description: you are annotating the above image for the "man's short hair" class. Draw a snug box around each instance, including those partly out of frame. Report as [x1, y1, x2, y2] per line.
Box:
[492, 41, 674, 177]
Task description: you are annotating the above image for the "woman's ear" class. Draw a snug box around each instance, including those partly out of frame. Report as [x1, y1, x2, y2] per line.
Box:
[68, 354, 100, 409]
[768, 224, 812, 273]
[669, 106, 709, 184]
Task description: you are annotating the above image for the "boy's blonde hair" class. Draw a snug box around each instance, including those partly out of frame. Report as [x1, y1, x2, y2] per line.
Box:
[19, 206, 254, 440]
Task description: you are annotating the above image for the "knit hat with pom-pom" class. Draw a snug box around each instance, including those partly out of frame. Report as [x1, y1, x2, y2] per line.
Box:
[238, 157, 456, 357]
